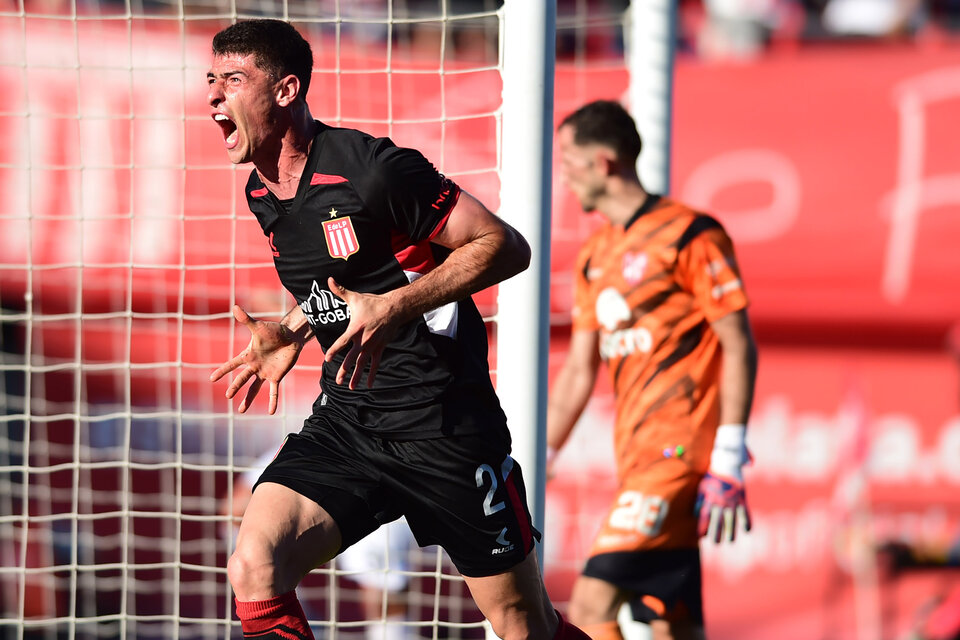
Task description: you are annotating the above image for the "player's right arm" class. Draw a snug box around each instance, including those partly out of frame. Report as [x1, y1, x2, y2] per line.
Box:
[325, 190, 530, 390]
[210, 303, 315, 415]
[546, 327, 601, 476]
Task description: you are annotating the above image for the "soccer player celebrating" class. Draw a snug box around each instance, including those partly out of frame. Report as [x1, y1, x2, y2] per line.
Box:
[204, 18, 588, 640]
[547, 100, 758, 640]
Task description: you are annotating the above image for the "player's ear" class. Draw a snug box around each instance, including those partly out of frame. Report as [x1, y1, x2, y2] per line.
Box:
[276, 74, 300, 106]
[597, 150, 618, 177]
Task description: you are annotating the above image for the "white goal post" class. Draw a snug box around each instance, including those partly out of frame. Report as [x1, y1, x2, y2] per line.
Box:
[494, 0, 556, 549]
[497, 0, 676, 554]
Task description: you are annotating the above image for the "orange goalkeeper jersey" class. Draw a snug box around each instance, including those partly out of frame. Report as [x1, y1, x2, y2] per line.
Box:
[573, 196, 749, 485]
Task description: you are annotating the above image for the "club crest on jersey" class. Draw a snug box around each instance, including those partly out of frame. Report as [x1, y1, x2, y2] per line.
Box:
[622, 251, 647, 285]
[322, 216, 359, 260]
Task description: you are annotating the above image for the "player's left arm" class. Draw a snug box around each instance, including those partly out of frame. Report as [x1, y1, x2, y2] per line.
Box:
[711, 308, 758, 427]
[416, 190, 531, 299]
[326, 192, 529, 389]
[697, 309, 757, 543]
[679, 221, 759, 543]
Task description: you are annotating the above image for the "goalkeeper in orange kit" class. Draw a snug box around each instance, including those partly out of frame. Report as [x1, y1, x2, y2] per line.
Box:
[547, 100, 758, 640]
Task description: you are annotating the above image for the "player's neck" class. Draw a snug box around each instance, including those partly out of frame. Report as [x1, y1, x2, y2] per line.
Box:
[255, 110, 318, 199]
[600, 179, 649, 227]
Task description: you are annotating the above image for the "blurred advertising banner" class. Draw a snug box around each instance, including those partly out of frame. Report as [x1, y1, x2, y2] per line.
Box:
[5, 22, 960, 335]
[543, 336, 960, 640]
[545, 40, 960, 639]
[675, 45, 960, 335]
[552, 42, 960, 338]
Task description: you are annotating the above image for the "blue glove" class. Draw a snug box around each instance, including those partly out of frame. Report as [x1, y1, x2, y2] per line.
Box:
[695, 424, 752, 543]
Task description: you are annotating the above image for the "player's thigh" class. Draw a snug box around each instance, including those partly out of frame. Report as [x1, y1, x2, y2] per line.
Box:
[584, 548, 703, 630]
[568, 574, 629, 624]
[237, 481, 342, 574]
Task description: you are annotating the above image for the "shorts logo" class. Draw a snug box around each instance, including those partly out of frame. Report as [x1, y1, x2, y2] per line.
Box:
[322, 216, 359, 260]
[491, 527, 515, 555]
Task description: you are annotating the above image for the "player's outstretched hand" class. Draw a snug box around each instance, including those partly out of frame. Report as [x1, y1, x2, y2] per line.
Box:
[695, 472, 751, 543]
[324, 277, 402, 390]
[210, 305, 306, 415]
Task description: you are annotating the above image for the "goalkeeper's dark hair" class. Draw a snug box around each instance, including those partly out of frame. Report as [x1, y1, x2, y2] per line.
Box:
[213, 19, 314, 100]
[559, 100, 643, 166]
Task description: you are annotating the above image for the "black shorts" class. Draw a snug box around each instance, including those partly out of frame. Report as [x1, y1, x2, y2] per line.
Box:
[255, 419, 540, 578]
[582, 549, 703, 624]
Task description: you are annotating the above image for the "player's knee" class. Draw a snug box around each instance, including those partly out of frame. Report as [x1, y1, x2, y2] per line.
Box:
[566, 598, 612, 627]
[567, 577, 622, 626]
[566, 599, 586, 626]
[484, 601, 553, 640]
[566, 593, 598, 626]
[227, 541, 277, 598]
[650, 618, 705, 640]
[485, 616, 529, 640]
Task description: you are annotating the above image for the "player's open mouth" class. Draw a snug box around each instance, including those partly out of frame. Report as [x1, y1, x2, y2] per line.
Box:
[213, 113, 238, 149]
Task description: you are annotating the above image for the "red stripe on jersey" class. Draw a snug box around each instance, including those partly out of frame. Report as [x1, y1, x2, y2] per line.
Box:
[310, 173, 348, 185]
[250, 187, 269, 198]
[430, 180, 460, 212]
[503, 467, 533, 553]
[391, 232, 436, 275]
[426, 189, 460, 241]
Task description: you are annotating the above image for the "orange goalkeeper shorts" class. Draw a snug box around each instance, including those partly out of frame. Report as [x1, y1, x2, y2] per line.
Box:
[588, 456, 702, 556]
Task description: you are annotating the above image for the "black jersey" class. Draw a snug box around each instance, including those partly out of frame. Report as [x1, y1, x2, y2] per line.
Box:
[245, 123, 508, 441]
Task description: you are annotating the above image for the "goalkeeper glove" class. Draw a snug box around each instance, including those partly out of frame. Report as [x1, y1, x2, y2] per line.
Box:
[695, 424, 752, 543]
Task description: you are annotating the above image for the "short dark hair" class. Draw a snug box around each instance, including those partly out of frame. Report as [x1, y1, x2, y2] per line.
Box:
[559, 100, 642, 166]
[212, 19, 314, 99]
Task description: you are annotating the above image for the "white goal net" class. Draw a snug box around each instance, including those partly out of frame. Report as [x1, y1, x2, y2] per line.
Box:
[0, 1, 666, 639]
[0, 1, 508, 639]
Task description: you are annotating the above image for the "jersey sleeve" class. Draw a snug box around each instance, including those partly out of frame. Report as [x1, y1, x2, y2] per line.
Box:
[675, 219, 749, 322]
[364, 139, 461, 242]
[571, 236, 601, 332]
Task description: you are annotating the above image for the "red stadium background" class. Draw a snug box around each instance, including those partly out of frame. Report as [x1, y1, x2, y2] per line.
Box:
[2, 17, 959, 640]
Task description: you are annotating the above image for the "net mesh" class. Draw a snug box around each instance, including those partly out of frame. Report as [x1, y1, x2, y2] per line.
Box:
[0, 1, 509, 638]
[1, 1, 635, 638]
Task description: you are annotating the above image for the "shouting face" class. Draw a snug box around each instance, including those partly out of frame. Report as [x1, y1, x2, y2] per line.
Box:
[207, 52, 282, 165]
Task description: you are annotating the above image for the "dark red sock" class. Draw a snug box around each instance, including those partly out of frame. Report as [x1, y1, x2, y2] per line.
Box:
[553, 610, 592, 640]
[235, 591, 313, 640]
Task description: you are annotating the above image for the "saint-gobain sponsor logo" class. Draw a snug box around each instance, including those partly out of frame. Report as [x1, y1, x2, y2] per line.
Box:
[299, 280, 351, 326]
